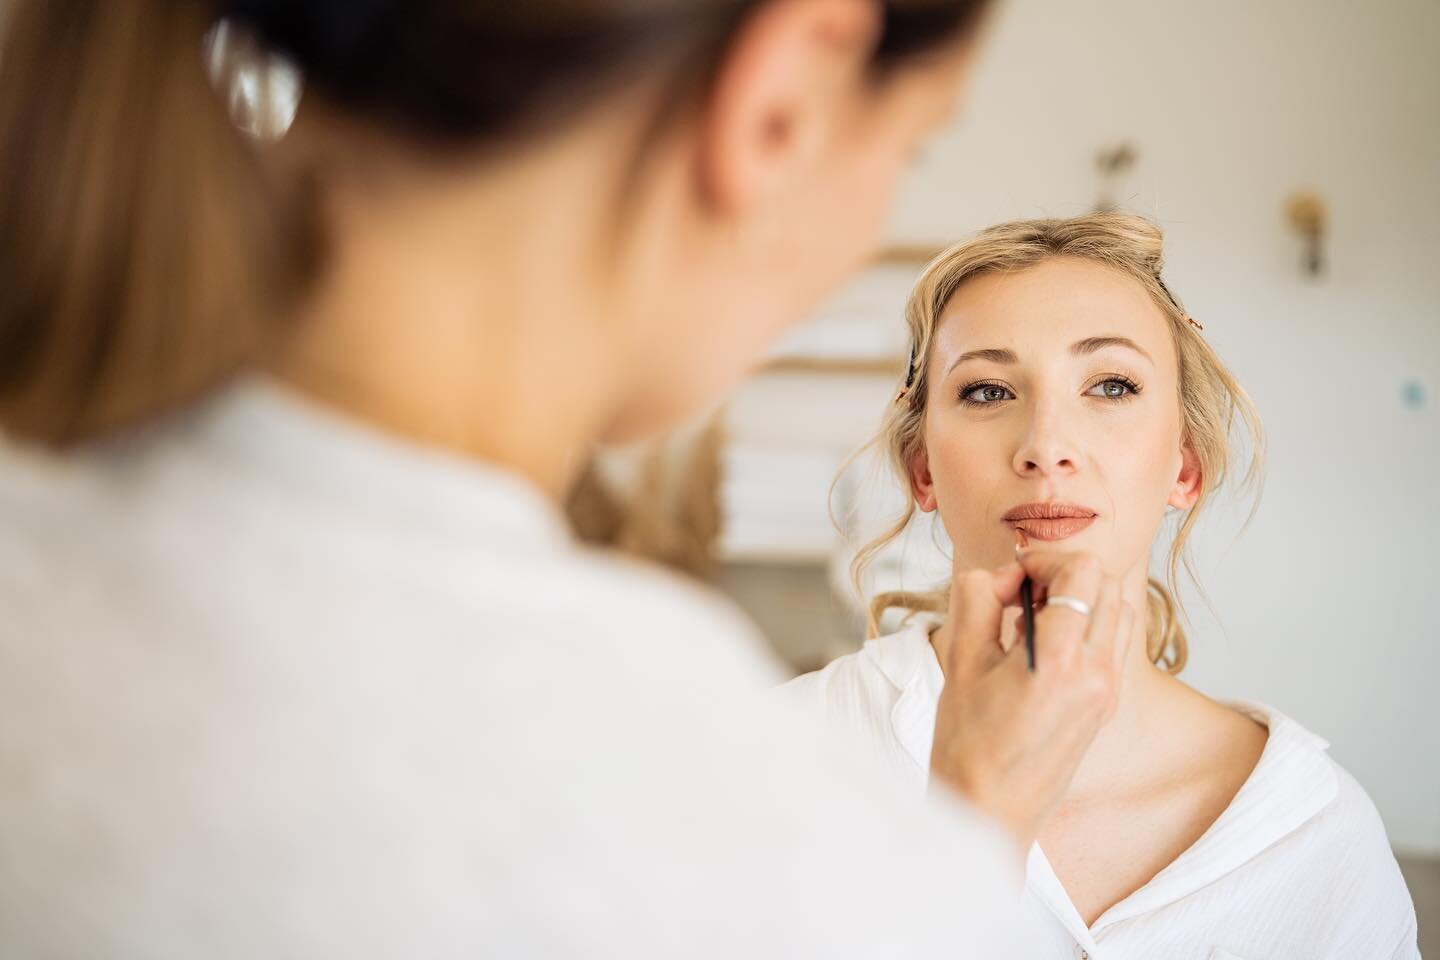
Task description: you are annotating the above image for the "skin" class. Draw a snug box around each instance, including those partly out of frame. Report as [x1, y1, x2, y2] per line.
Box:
[266, 0, 1131, 852]
[273, 0, 977, 498]
[913, 257, 1269, 923]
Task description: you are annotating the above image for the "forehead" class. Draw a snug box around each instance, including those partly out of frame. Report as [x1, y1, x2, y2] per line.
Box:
[932, 257, 1174, 364]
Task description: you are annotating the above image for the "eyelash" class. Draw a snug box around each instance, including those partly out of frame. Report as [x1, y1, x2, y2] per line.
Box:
[957, 380, 1014, 407]
[957, 375, 1144, 407]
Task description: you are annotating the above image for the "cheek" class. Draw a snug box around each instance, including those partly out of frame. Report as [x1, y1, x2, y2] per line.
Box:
[780, 170, 891, 312]
[809, 184, 888, 267]
[827, 137, 911, 237]
[608, 317, 781, 441]
[1138, 417, 1185, 493]
[1094, 414, 1184, 533]
[928, 422, 986, 488]
[927, 427, 1007, 526]
[1108, 431, 1174, 490]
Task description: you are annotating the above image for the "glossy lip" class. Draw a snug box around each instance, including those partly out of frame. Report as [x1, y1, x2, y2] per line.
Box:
[1002, 502, 1098, 542]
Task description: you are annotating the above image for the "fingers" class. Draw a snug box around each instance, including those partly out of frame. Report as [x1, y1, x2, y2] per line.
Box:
[1085, 590, 1131, 723]
[947, 554, 1135, 690]
[1112, 603, 1136, 678]
[983, 562, 1028, 608]
[945, 568, 1008, 676]
[1016, 550, 1103, 605]
[1019, 553, 1136, 688]
[1083, 578, 1122, 660]
[1001, 607, 1023, 654]
[944, 562, 1030, 679]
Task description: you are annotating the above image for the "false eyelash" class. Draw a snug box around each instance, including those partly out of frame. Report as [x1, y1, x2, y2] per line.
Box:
[1088, 374, 1144, 399]
[957, 379, 1014, 408]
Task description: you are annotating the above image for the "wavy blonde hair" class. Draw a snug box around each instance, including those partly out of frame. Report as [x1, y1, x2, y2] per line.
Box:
[850, 212, 1264, 674]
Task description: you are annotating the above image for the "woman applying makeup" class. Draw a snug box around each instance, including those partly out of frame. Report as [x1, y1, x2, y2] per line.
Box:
[786, 213, 1420, 959]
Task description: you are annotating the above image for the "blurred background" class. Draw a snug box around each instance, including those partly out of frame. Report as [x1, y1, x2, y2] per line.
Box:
[574, 0, 1438, 949]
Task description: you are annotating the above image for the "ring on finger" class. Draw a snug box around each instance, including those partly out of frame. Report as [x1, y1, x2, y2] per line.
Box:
[1044, 595, 1093, 618]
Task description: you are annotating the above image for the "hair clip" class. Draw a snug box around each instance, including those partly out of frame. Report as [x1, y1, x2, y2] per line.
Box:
[1154, 274, 1205, 333]
[895, 342, 918, 404]
[204, 18, 303, 142]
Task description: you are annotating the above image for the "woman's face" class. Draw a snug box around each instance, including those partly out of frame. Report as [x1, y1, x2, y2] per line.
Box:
[910, 257, 1201, 578]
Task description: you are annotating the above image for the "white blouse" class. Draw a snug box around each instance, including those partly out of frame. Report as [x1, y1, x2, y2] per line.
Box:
[0, 380, 1028, 958]
[783, 622, 1421, 960]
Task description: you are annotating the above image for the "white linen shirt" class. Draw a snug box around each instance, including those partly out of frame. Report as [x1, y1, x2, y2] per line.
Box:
[0, 380, 1029, 959]
[783, 622, 1421, 960]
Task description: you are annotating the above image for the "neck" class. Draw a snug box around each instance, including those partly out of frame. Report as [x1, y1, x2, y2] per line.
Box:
[930, 558, 1193, 797]
[270, 113, 646, 502]
[1060, 562, 1189, 800]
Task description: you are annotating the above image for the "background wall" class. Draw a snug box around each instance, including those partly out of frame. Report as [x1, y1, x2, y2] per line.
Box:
[720, 0, 1439, 858]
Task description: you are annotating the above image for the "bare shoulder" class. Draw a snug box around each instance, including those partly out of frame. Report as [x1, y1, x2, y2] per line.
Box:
[1162, 679, 1269, 789]
[1211, 697, 1270, 766]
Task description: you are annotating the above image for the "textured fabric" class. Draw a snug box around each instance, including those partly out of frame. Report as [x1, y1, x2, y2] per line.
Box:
[783, 623, 1421, 960]
[0, 379, 1027, 959]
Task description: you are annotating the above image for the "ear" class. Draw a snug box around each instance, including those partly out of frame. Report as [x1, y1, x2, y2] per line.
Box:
[907, 445, 939, 513]
[698, 0, 881, 214]
[1167, 441, 1203, 510]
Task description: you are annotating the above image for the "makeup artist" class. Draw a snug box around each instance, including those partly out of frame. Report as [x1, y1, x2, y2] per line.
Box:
[0, 1, 1131, 954]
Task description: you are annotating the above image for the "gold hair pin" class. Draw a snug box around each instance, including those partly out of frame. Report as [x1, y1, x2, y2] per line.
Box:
[1156, 275, 1205, 332]
[895, 342, 918, 404]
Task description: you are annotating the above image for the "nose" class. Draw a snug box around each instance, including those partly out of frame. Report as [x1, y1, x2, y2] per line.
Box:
[1012, 408, 1079, 479]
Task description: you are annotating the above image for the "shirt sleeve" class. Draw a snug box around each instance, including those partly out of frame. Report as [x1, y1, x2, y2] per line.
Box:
[1321, 762, 1422, 959]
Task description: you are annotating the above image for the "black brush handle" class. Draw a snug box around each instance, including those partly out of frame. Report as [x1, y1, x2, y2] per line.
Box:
[1020, 576, 1036, 673]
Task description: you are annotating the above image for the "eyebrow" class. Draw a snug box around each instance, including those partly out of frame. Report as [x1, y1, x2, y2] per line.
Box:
[1070, 336, 1152, 363]
[945, 336, 1152, 376]
[945, 347, 1018, 376]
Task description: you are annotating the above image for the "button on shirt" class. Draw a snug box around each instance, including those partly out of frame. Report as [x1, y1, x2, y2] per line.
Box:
[0, 380, 1028, 958]
[783, 622, 1421, 960]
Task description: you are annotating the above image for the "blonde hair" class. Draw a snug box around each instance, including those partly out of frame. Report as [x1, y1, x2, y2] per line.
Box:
[850, 212, 1263, 674]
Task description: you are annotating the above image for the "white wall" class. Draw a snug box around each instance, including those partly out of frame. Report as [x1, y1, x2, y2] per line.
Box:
[876, 0, 1440, 854]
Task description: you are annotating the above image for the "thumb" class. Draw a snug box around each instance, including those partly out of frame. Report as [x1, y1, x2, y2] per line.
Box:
[944, 568, 1011, 681]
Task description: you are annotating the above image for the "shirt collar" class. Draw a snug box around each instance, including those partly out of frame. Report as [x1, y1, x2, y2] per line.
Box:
[181, 376, 573, 553]
[1026, 846, 1104, 954]
[1084, 699, 1337, 932]
[874, 631, 1340, 940]
[861, 621, 944, 777]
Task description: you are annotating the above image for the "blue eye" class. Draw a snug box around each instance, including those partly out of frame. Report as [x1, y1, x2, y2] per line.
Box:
[960, 382, 1014, 406]
[1086, 377, 1140, 400]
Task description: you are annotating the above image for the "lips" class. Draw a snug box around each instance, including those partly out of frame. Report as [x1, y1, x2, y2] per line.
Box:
[1002, 502, 1098, 542]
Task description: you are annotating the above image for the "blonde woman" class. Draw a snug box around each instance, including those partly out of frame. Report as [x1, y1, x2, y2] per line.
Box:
[785, 214, 1419, 959]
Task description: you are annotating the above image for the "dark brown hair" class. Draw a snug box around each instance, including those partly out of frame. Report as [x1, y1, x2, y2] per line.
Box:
[0, 0, 988, 446]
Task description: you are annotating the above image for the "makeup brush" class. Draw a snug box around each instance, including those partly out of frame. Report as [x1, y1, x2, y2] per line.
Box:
[1016, 528, 1036, 672]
